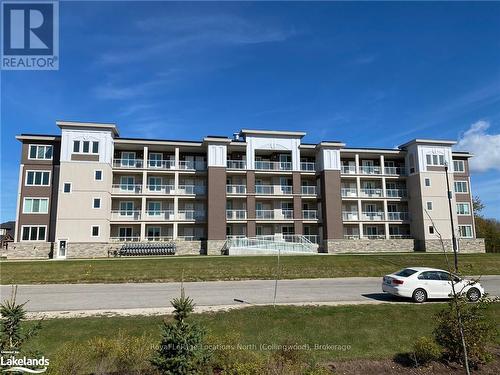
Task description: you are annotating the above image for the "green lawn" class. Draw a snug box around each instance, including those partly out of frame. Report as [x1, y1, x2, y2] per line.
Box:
[1, 253, 499, 285]
[26, 303, 500, 361]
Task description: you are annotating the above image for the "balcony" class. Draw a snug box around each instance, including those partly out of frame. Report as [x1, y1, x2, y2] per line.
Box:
[145, 210, 175, 220]
[301, 186, 317, 195]
[177, 210, 206, 221]
[302, 210, 318, 220]
[146, 185, 175, 194]
[227, 160, 246, 169]
[342, 211, 359, 221]
[300, 162, 316, 171]
[226, 210, 247, 220]
[360, 188, 383, 198]
[343, 234, 360, 239]
[112, 184, 142, 194]
[177, 185, 206, 195]
[341, 188, 358, 198]
[226, 184, 246, 194]
[386, 189, 407, 198]
[255, 185, 293, 195]
[341, 166, 356, 174]
[145, 236, 174, 242]
[256, 209, 294, 220]
[360, 166, 382, 175]
[361, 212, 385, 221]
[111, 210, 141, 221]
[255, 161, 292, 171]
[147, 159, 175, 170]
[364, 234, 387, 239]
[387, 212, 409, 221]
[384, 167, 407, 176]
[389, 234, 412, 239]
[178, 160, 207, 170]
[113, 159, 144, 169]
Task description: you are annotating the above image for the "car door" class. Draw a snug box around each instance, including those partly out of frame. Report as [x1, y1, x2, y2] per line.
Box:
[418, 271, 449, 298]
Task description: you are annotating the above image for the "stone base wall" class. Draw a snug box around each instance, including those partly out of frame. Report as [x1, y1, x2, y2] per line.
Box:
[206, 240, 227, 255]
[5, 242, 53, 259]
[175, 240, 205, 255]
[423, 238, 485, 253]
[325, 239, 415, 253]
[66, 243, 122, 259]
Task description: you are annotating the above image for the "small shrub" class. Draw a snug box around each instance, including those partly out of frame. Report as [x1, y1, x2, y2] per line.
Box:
[46, 342, 87, 375]
[412, 336, 441, 364]
[434, 295, 498, 367]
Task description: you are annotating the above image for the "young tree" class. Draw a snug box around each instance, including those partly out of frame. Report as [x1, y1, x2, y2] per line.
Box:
[0, 286, 41, 352]
[151, 289, 211, 375]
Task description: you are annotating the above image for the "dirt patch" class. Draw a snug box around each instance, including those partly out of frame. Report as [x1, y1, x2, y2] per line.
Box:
[328, 350, 500, 375]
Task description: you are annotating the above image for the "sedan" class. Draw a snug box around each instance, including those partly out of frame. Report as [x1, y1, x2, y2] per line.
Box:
[382, 267, 484, 303]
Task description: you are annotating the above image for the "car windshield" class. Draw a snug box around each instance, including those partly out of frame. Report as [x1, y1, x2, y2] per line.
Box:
[394, 268, 418, 277]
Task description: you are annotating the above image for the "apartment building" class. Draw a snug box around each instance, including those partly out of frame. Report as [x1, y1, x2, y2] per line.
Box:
[8, 121, 484, 259]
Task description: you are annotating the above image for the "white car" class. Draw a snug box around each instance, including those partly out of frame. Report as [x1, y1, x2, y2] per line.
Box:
[382, 267, 484, 303]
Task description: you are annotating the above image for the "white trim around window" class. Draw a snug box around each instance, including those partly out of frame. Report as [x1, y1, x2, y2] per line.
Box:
[91, 225, 100, 237]
[453, 160, 465, 173]
[28, 144, 53, 160]
[63, 182, 72, 193]
[454, 181, 468, 193]
[20, 225, 47, 241]
[93, 197, 102, 209]
[426, 201, 433, 211]
[458, 225, 473, 238]
[94, 169, 103, 181]
[23, 197, 49, 214]
[25, 170, 51, 186]
[456, 202, 471, 216]
[72, 140, 100, 155]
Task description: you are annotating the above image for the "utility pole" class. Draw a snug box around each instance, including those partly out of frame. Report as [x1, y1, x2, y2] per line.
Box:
[444, 162, 458, 273]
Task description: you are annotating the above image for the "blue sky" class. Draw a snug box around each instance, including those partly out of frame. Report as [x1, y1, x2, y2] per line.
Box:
[1, 1, 500, 220]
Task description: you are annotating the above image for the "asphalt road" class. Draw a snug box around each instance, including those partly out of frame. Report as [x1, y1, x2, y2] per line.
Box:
[2, 276, 499, 314]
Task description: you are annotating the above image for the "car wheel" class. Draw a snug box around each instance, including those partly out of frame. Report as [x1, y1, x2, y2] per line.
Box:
[466, 287, 481, 302]
[412, 288, 427, 303]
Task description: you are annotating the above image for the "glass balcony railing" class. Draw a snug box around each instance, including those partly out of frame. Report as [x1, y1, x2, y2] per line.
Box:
[227, 160, 246, 169]
[255, 161, 292, 171]
[226, 184, 246, 194]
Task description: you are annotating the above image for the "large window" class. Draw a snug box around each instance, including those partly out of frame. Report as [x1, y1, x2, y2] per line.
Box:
[456, 203, 471, 215]
[458, 225, 473, 238]
[25, 171, 50, 186]
[23, 198, 49, 214]
[73, 140, 99, 154]
[29, 145, 53, 160]
[454, 181, 468, 193]
[453, 160, 465, 173]
[21, 226, 46, 241]
[426, 154, 445, 166]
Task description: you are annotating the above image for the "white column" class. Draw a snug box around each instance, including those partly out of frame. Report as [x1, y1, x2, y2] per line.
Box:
[358, 222, 363, 239]
[173, 222, 178, 240]
[380, 154, 385, 174]
[383, 200, 389, 239]
[357, 200, 363, 222]
[355, 153, 360, 174]
[140, 197, 146, 241]
[143, 146, 148, 167]
[356, 176, 361, 197]
[174, 147, 180, 169]
[382, 177, 387, 198]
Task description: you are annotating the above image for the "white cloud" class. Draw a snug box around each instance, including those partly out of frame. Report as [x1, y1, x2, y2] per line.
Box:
[455, 120, 500, 172]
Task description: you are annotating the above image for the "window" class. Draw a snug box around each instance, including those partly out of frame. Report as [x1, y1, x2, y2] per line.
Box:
[456, 203, 471, 215]
[82, 141, 90, 153]
[26, 171, 50, 186]
[426, 153, 445, 166]
[426, 201, 433, 210]
[395, 268, 418, 277]
[21, 226, 46, 241]
[93, 198, 101, 209]
[23, 198, 49, 213]
[454, 181, 468, 193]
[29, 145, 53, 160]
[453, 160, 465, 173]
[95, 170, 102, 181]
[91, 226, 100, 237]
[425, 178, 431, 187]
[429, 226, 434, 234]
[458, 225, 473, 238]
[63, 183, 71, 193]
[92, 141, 99, 154]
[73, 140, 80, 153]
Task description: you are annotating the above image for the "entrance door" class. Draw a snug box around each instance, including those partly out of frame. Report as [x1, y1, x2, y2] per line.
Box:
[149, 153, 163, 168]
[120, 176, 135, 192]
[57, 240, 67, 259]
[119, 227, 133, 241]
[120, 201, 134, 216]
